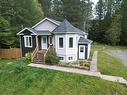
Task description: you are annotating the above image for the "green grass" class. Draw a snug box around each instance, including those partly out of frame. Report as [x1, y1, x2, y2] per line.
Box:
[98, 51, 127, 79]
[91, 43, 127, 80]
[0, 59, 127, 95]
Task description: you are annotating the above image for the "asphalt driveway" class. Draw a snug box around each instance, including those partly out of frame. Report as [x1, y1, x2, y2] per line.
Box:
[107, 50, 127, 67]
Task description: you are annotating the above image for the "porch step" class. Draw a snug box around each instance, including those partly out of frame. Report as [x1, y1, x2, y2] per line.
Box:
[32, 50, 46, 64]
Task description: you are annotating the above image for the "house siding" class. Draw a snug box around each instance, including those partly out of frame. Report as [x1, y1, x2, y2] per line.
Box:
[20, 30, 36, 57]
[34, 20, 58, 32]
[55, 34, 79, 61]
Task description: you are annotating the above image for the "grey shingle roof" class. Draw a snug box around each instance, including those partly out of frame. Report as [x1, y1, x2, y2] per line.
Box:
[53, 19, 87, 35]
[17, 18, 87, 36]
[78, 37, 92, 44]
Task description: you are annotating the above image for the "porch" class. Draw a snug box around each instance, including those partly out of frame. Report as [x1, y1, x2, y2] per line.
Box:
[31, 35, 54, 64]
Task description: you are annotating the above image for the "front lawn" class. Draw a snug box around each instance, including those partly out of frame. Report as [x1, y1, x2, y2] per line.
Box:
[98, 51, 127, 80]
[91, 43, 127, 80]
[0, 59, 127, 95]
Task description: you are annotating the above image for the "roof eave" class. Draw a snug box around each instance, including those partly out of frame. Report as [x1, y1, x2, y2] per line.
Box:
[17, 27, 37, 36]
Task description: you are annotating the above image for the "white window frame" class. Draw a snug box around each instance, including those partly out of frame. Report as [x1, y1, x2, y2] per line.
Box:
[24, 36, 32, 48]
[58, 37, 64, 49]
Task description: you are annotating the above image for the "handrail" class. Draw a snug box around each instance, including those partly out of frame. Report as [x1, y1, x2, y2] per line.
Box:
[32, 47, 38, 61]
[32, 36, 39, 61]
[44, 45, 52, 63]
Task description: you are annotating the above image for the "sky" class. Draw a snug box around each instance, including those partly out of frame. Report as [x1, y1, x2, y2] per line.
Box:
[91, 0, 99, 5]
[90, 0, 99, 18]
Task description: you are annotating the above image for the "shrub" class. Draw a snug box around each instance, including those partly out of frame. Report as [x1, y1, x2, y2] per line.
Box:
[45, 49, 59, 65]
[79, 60, 84, 66]
[84, 63, 90, 68]
[24, 53, 32, 64]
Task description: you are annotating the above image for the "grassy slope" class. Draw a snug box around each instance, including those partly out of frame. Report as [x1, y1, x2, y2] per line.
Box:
[0, 59, 127, 95]
[91, 43, 127, 79]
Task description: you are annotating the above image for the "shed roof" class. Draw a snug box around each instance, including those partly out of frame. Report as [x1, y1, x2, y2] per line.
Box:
[78, 37, 92, 44]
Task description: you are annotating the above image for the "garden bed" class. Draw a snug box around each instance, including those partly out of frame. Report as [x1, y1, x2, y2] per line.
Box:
[44, 60, 91, 71]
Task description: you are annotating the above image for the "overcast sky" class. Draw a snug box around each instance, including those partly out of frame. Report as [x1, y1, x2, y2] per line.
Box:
[90, 0, 99, 18]
[91, 0, 99, 5]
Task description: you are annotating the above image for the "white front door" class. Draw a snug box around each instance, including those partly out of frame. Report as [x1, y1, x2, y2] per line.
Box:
[41, 36, 47, 49]
[79, 45, 85, 59]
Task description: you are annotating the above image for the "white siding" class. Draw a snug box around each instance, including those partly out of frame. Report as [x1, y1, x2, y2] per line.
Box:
[87, 44, 91, 59]
[34, 20, 57, 32]
[54, 34, 80, 62]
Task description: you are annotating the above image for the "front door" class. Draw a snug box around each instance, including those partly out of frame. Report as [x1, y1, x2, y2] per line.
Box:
[79, 45, 85, 59]
[41, 36, 47, 49]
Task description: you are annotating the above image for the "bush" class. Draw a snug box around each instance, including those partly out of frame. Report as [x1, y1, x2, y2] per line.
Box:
[84, 63, 90, 68]
[24, 53, 32, 64]
[45, 49, 59, 65]
[79, 60, 84, 66]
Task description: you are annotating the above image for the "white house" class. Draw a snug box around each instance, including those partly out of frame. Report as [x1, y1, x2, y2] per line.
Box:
[17, 17, 92, 62]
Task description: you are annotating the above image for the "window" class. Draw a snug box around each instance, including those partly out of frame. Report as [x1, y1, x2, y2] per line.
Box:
[59, 57, 64, 60]
[68, 57, 73, 60]
[80, 47, 84, 52]
[59, 37, 63, 48]
[69, 37, 73, 48]
[24, 36, 32, 47]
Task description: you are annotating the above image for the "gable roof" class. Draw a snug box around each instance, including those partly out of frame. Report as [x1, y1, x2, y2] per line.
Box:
[78, 37, 92, 44]
[32, 17, 61, 28]
[53, 19, 87, 35]
[17, 27, 37, 35]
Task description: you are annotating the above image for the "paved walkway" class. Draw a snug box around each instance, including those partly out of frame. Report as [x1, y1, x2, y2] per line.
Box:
[90, 51, 98, 72]
[28, 63, 127, 85]
[28, 63, 101, 77]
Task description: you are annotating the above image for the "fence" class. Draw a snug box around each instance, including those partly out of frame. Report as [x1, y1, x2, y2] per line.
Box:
[0, 48, 21, 59]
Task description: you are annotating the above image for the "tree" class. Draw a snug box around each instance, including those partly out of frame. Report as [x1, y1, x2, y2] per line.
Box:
[38, 0, 51, 17]
[80, 0, 92, 31]
[105, 13, 121, 45]
[0, 16, 15, 48]
[61, 0, 82, 28]
[93, 0, 122, 44]
[51, 0, 64, 21]
[0, 0, 43, 48]
[121, 0, 127, 45]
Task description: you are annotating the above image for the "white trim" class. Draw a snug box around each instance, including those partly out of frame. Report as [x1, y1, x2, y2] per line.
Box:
[17, 27, 36, 35]
[19, 36, 22, 57]
[24, 36, 33, 48]
[41, 36, 47, 49]
[58, 36, 64, 49]
[32, 17, 60, 28]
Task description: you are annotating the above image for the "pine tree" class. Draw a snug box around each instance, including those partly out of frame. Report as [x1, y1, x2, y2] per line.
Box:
[105, 13, 121, 45]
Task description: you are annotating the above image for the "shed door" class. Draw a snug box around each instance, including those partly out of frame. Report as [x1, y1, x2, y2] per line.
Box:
[79, 45, 85, 59]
